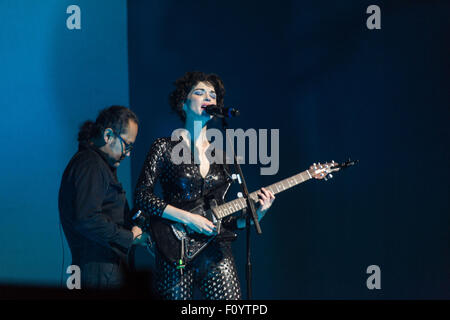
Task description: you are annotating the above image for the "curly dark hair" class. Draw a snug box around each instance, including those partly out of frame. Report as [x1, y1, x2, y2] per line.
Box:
[168, 71, 226, 123]
[78, 105, 139, 143]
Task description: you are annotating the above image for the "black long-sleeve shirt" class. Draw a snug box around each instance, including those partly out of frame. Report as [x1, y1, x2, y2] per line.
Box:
[58, 142, 133, 264]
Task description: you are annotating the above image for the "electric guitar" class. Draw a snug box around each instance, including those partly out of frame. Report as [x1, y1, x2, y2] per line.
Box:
[130, 159, 358, 268]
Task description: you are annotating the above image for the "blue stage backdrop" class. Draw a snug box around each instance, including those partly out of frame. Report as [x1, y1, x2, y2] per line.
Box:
[0, 0, 131, 286]
[127, 0, 449, 299]
[0, 0, 448, 299]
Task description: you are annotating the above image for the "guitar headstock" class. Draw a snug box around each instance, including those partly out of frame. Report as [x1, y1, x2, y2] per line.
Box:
[309, 159, 359, 180]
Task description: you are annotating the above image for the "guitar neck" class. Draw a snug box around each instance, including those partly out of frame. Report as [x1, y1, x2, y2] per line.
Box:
[213, 169, 313, 219]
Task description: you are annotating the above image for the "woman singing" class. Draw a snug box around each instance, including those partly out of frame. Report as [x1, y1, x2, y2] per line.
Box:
[134, 71, 275, 300]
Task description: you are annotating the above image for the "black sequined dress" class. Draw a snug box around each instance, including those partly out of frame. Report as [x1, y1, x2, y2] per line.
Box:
[134, 137, 242, 300]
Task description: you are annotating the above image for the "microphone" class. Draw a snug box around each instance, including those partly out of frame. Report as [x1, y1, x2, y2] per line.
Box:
[202, 105, 240, 118]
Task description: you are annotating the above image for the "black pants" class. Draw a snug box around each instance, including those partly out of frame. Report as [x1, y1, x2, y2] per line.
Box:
[79, 260, 125, 290]
[154, 242, 242, 300]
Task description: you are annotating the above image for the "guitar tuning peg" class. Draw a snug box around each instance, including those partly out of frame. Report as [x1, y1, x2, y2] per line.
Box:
[324, 176, 328, 181]
[329, 174, 333, 179]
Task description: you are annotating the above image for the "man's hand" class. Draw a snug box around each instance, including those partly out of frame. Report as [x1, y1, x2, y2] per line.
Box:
[131, 226, 149, 246]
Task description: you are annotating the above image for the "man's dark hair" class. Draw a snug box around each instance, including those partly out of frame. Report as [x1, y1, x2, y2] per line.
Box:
[168, 71, 225, 123]
[78, 105, 139, 144]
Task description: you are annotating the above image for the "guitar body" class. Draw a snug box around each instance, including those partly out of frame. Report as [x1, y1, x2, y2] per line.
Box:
[148, 183, 237, 264]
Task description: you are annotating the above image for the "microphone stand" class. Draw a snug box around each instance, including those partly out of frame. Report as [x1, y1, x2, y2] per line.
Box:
[220, 117, 262, 300]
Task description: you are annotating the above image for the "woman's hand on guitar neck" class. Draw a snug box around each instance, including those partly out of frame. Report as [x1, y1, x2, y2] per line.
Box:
[237, 187, 275, 229]
[256, 187, 276, 215]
